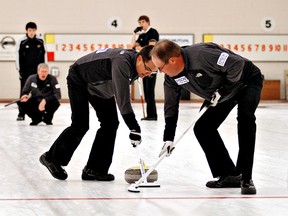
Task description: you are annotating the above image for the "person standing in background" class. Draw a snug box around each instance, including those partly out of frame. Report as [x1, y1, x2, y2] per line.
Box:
[15, 22, 46, 121]
[131, 15, 159, 121]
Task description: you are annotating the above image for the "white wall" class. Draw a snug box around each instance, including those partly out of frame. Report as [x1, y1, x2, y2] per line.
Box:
[1, 0, 288, 100]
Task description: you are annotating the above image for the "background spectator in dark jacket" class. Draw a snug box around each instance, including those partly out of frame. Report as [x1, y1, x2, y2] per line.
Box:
[18, 63, 61, 125]
[15, 22, 46, 121]
[131, 15, 159, 121]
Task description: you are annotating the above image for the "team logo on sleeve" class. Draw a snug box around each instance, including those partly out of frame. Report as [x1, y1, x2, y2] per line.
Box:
[217, 52, 229, 66]
[174, 76, 189, 85]
[96, 48, 110, 53]
[31, 82, 37, 88]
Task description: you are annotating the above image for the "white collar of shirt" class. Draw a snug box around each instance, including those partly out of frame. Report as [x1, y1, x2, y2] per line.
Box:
[144, 27, 151, 33]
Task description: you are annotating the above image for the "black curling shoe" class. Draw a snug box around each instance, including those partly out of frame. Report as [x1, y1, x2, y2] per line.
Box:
[39, 152, 68, 180]
[82, 166, 115, 181]
[241, 179, 257, 195]
[206, 174, 242, 188]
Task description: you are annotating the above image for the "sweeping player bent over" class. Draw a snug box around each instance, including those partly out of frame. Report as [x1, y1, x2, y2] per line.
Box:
[151, 40, 264, 195]
[40, 45, 157, 181]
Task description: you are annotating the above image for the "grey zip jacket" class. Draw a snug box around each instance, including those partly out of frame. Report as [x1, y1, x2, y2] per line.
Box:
[22, 74, 61, 103]
[69, 48, 139, 115]
[67, 48, 141, 131]
[163, 43, 261, 141]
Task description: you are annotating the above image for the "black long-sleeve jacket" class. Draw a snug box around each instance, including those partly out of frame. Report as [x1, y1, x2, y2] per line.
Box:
[15, 34, 46, 79]
[163, 43, 262, 141]
[68, 48, 140, 130]
[21, 74, 61, 103]
[136, 27, 159, 46]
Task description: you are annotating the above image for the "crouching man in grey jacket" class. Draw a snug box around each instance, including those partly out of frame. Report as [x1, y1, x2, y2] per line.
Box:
[18, 63, 61, 125]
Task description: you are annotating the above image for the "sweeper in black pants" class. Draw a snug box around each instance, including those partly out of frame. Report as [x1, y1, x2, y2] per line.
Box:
[39, 45, 158, 181]
[152, 40, 264, 195]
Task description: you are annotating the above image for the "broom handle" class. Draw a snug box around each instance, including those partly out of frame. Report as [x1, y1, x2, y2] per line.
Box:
[136, 146, 148, 183]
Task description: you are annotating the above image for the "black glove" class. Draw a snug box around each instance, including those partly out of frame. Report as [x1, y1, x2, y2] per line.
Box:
[134, 26, 142, 33]
[129, 129, 141, 147]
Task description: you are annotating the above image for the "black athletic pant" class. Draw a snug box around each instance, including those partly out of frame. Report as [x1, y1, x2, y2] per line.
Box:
[143, 74, 157, 118]
[48, 75, 119, 174]
[194, 72, 264, 182]
[18, 97, 60, 123]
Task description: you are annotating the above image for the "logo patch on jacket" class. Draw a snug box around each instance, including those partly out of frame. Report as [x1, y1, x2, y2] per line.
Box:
[217, 52, 229, 66]
[31, 82, 37, 88]
[96, 48, 110, 53]
[174, 76, 189, 85]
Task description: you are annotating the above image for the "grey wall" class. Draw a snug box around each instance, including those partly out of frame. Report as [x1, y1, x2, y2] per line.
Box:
[1, 0, 288, 100]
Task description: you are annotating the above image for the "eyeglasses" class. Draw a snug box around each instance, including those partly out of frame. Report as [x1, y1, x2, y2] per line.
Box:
[157, 60, 168, 72]
[143, 61, 158, 74]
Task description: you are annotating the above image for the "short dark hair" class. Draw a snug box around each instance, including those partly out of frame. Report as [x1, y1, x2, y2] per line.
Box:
[25, 22, 37, 30]
[138, 15, 150, 25]
[138, 45, 154, 62]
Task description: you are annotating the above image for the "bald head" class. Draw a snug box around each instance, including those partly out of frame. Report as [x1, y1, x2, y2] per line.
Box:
[151, 39, 182, 62]
[151, 40, 184, 77]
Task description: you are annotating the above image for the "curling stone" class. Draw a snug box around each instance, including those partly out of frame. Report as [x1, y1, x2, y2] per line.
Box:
[124, 165, 158, 184]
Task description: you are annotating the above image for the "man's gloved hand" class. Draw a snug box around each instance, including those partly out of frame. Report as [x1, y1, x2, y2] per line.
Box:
[210, 90, 221, 107]
[134, 26, 143, 33]
[159, 141, 175, 157]
[129, 129, 141, 147]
